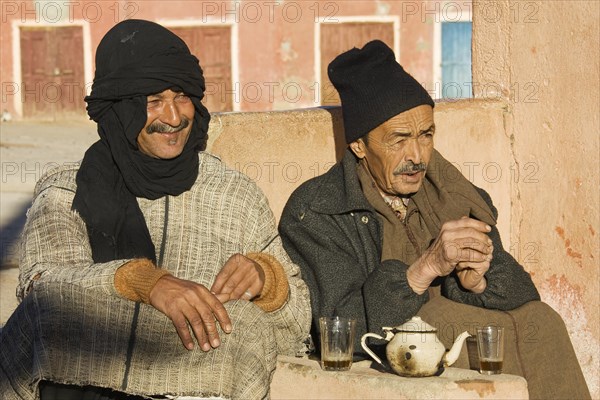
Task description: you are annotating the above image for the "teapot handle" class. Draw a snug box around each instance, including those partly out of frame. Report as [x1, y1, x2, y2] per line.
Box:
[360, 333, 386, 366]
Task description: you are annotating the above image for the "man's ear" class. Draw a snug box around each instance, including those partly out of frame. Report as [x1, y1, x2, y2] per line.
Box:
[349, 138, 366, 159]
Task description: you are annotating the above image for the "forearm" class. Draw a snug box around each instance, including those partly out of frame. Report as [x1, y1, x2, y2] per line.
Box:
[246, 252, 289, 312]
[363, 260, 429, 329]
[255, 238, 311, 356]
[18, 186, 128, 299]
[443, 264, 539, 310]
[406, 254, 439, 295]
[305, 259, 428, 360]
[19, 259, 126, 300]
[443, 226, 540, 309]
[280, 206, 429, 343]
[244, 190, 311, 354]
[407, 252, 488, 295]
[113, 258, 171, 303]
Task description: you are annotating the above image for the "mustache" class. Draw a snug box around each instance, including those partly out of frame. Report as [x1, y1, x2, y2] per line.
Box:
[146, 117, 190, 134]
[393, 162, 427, 175]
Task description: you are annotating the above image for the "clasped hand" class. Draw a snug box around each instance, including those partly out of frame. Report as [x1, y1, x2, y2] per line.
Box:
[408, 217, 493, 294]
[148, 253, 265, 351]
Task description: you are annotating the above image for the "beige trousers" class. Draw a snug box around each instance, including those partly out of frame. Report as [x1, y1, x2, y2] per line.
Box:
[416, 297, 591, 400]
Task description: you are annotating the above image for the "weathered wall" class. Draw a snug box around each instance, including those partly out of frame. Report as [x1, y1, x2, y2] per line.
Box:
[473, 1, 599, 397]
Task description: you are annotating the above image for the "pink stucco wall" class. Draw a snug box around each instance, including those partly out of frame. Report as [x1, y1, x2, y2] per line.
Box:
[473, 1, 599, 397]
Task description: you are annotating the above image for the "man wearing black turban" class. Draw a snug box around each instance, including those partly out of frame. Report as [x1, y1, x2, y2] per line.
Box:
[75, 18, 211, 265]
[0, 20, 310, 400]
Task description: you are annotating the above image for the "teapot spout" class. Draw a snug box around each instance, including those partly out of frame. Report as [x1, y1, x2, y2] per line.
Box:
[443, 331, 471, 367]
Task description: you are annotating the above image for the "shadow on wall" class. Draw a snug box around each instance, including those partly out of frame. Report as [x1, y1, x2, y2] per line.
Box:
[208, 106, 347, 222]
[321, 106, 347, 162]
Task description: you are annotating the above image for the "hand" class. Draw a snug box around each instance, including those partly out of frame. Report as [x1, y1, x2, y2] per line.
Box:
[456, 260, 490, 293]
[149, 275, 232, 351]
[407, 217, 493, 294]
[210, 253, 265, 302]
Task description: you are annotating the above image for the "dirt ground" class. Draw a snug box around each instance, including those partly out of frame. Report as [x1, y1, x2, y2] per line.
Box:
[0, 119, 98, 324]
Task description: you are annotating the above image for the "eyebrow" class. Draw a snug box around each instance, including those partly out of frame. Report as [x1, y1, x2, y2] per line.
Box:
[421, 123, 436, 133]
[390, 124, 435, 137]
[391, 131, 413, 137]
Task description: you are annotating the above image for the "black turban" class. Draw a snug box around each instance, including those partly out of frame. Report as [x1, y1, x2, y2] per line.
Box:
[72, 19, 211, 263]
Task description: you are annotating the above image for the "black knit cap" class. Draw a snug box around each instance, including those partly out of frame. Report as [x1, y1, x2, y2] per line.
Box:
[328, 40, 435, 144]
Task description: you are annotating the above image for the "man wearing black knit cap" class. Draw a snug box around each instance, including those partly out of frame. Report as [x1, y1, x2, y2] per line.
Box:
[279, 40, 590, 399]
[0, 20, 310, 400]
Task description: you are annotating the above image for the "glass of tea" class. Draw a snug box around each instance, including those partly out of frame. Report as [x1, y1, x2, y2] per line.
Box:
[319, 316, 356, 371]
[476, 326, 505, 375]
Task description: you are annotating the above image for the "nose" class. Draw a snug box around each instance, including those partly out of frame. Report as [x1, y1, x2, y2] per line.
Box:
[160, 100, 182, 127]
[404, 137, 422, 165]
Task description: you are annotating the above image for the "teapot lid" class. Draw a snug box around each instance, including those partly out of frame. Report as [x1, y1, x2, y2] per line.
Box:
[394, 316, 437, 332]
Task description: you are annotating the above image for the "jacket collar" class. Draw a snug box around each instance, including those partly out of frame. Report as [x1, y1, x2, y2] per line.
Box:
[309, 149, 374, 215]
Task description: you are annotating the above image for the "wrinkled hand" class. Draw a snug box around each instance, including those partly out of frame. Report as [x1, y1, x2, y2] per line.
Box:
[149, 275, 232, 351]
[425, 217, 493, 276]
[407, 217, 493, 294]
[210, 253, 265, 302]
[456, 260, 490, 293]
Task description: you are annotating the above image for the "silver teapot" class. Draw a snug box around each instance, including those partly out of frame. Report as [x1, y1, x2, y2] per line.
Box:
[361, 316, 470, 377]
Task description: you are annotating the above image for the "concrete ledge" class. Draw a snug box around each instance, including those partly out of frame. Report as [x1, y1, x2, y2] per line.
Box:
[271, 356, 528, 399]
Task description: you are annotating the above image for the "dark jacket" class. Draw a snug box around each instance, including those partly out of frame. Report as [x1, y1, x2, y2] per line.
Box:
[279, 150, 540, 358]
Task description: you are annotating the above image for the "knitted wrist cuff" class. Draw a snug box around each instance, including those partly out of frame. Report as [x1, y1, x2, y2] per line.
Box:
[114, 258, 171, 304]
[246, 252, 289, 312]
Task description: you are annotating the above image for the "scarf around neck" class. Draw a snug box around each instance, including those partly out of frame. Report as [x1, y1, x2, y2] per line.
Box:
[72, 20, 210, 263]
[411, 149, 497, 236]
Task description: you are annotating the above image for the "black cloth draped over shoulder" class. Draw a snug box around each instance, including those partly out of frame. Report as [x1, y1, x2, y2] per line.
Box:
[72, 19, 211, 264]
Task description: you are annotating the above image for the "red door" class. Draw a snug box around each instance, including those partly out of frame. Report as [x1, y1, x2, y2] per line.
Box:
[168, 26, 233, 113]
[320, 23, 395, 106]
[20, 26, 85, 120]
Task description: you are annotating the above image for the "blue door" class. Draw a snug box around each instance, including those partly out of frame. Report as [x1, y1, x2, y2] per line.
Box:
[441, 21, 472, 99]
